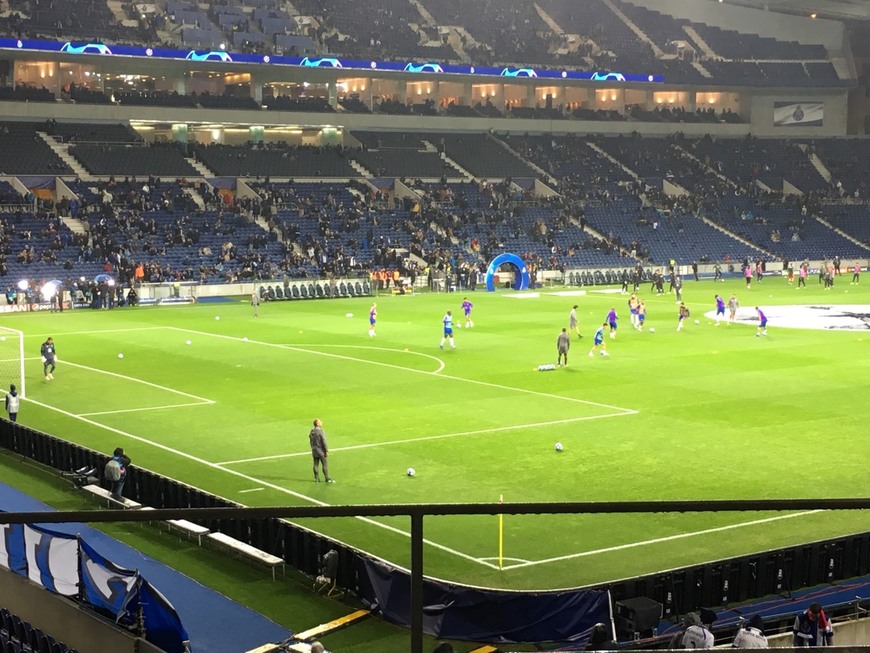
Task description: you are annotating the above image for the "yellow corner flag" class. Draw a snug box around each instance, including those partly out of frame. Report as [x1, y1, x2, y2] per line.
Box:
[498, 494, 504, 570]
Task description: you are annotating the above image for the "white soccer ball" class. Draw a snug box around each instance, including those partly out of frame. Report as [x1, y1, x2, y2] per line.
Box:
[406, 467, 416, 477]
[554, 442, 563, 452]
[649, 327, 655, 333]
[242, 337, 249, 342]
[455, 323, 461, 329]
[185, 339, 192, 345]
[117, 353, 124, 359]
[0, 336, 5, 342]
[346, 312, 353, 318]
[215, 316, 220, 321]
[694, 319, 700, 325]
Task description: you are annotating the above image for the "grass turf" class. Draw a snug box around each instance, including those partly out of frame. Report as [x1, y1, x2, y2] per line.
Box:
[3, 276, 869, 591]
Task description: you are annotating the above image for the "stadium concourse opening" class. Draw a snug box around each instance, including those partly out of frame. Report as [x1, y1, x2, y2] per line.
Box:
[485, 253, 531, 292]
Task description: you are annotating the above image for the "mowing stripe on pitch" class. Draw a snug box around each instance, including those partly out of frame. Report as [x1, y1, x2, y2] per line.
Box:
[18, 394, 500, 571]
[78, 402, 214, 417]
[167, 327, 639, 414]
[498, 510, 823, 571]
[216, 413, 634, 466]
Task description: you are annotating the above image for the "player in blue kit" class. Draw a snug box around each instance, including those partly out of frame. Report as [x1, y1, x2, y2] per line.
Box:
[440, 310, 456, 349]
[636, 301, 646, 331]
[589, 323, 609, 357]
[714, 295, 726, 326]
[461, 298, 474, 328]
[368, 303, 377, 337]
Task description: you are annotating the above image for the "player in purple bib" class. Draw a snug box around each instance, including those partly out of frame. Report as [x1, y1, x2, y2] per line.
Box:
[606, 308, 618, 339]
[461, 298, 474, 328]
[755, 307, 768, 336]
[714, 295, 726, 326]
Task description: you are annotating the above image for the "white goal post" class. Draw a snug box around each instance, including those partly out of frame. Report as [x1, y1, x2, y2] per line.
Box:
[0, 326, 25, 399]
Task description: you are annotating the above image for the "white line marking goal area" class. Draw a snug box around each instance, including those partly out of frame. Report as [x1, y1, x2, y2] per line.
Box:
[22, 354, 214, 416]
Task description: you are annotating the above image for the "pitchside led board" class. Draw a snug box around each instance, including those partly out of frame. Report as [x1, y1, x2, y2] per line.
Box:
[774, 101, 824, 127]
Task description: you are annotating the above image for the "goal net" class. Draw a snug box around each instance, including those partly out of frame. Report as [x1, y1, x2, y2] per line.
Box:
[0, 326, 25, 399]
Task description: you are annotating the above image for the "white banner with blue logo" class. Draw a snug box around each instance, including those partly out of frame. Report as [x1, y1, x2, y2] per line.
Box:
[24, 525, 79, 596]
[0, 516, 189, 652]
[774, 102, 824, 127]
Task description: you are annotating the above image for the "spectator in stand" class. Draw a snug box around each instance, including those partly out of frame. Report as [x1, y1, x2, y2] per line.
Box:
[793, 602, 833, 647]
[682, 608, 717, 648]
[733, 614, 768, 648]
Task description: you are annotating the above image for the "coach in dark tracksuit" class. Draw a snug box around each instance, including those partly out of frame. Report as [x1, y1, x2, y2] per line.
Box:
[309, 419, 334, 483]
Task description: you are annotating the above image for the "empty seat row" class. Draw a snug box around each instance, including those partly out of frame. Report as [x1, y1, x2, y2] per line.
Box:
[0, 608, 77, 653]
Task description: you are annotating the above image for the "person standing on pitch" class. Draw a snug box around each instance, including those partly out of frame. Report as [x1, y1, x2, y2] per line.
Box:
[439, 310, 455, 349]
[727, 294, 739, 325]
[251, 288, 260, 317]
[41, 337, 57, 381]
[5, 384, 19, 422]
[461, 297, 474, 328]
[714, 294, 726, 326]
[309, 418, 334, 483]
[368, 302, 377, 337]
[569, 304, 582, 339]
[755, 307, 768, 336]
[557, 328, 570, 367]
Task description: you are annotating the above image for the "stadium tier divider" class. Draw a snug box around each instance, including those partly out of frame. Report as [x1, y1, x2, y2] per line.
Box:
[3, 419, 870, 642]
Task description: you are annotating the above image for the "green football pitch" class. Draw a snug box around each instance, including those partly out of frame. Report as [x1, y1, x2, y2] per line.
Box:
[3, 277, 869, 591]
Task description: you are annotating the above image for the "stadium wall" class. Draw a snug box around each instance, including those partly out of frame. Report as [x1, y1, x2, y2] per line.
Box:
[624, 0, 845, 50]
[749, 91, 848, 136]
[0, 568, 159, 653]
[0, 100, 755, 139]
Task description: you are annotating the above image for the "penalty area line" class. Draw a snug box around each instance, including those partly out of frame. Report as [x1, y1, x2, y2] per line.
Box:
[215, 412, 635, 466]
[498, 510, 824, 571]
[167, 326, 639, 414]
[20, 394, 498, 571]
[77, 402, 213, 417]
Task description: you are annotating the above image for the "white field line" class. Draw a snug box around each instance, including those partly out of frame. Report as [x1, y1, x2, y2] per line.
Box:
[23, 327, 167, 338]
[238, 488, 265, 494]
[60, 360, 214, 404]
[498, 510, 824, 571]
[289, 343, 446, 375]
[20, 394, 499, 570]
[216, 413, 633, 466]
[167, 327, 638, 414]
[77, 402, 213, 417]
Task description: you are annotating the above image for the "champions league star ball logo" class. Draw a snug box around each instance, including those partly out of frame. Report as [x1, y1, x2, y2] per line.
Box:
[722, 304, 870, 331]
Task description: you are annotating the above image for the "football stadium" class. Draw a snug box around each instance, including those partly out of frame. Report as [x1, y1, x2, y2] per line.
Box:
[1, 0, 870, 651]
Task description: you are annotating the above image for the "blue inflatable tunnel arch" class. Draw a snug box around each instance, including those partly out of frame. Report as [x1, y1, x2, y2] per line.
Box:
[486, 253, 530, 292]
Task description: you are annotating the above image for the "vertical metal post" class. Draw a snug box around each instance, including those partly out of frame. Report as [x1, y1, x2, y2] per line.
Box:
[410, 511, 424, 653]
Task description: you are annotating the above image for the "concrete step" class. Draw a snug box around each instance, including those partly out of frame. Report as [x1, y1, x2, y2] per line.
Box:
[600, 0, 662, 57]
[683, 25, 717, 59]
[38, 132, 90, 178]
[185, 157, 214, 177]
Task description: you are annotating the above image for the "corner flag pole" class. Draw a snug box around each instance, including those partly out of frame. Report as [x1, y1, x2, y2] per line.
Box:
[498, 494, 504, 570]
